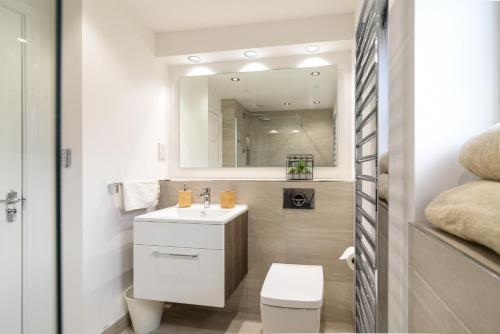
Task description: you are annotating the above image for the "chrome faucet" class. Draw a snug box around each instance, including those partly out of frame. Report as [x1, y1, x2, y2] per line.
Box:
[200, 187, 211, 208]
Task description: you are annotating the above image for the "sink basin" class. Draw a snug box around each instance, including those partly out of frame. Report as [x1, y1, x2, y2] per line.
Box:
[134, 203, 248, 224]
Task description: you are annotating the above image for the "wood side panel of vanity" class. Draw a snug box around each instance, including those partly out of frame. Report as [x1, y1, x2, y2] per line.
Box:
[224, 211, 248, 301]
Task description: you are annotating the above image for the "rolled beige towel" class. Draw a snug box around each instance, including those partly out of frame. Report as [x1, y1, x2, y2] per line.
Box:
[378, 173, 389, 201]
[425, 180, 500, 255]
[380, 152, 389, 174]
[459, 123, 500, 181]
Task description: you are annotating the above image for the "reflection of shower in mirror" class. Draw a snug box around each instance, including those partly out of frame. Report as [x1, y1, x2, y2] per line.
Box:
[260, 113, 270, 122]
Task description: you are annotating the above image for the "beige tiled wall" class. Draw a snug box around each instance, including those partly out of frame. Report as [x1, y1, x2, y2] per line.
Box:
[159, 180, 355, 324]
[409, 224, 500, 334]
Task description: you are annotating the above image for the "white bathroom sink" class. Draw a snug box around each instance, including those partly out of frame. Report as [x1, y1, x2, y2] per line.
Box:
[134, 203, 248, 224]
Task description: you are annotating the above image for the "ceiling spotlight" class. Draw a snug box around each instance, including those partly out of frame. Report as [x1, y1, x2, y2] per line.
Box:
[244, 50, 258, 59]
[310, 71, 321, 76]
[255, 104, 264, 108]
[269, 129, 279, 134]
[283, 102, 291, 106]
[17, 37, 27, 43]
[187, 56, 201, 63]
[313, 101, 321, 104]
[291, 129, 300, 134]
[230, 77, 241, 82]
[305, 44, 320, 54]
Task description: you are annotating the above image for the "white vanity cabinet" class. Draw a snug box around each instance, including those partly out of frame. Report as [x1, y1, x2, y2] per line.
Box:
[133, 204, 248, 308]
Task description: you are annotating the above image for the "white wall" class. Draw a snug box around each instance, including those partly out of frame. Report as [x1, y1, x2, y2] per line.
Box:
[168, 51, 355, 180]
[179, 76, 208, 167]
[414, 0, 500, 221]
[63, 0, 169, 333]
[156, 14, 354, 58]
[388, 0, 500, 332]
[62, 0, 85, 332]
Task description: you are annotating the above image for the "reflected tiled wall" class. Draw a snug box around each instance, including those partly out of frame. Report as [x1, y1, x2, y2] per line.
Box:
[246, 109, 334, 167]
[159, 180, 355, 324]
[221, 99, 237, 167]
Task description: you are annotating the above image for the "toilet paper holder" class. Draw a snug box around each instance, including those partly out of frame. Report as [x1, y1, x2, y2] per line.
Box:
[339, 247, 355, 271]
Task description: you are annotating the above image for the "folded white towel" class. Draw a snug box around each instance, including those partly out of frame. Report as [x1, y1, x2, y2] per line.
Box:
[122, 180, 160, 212]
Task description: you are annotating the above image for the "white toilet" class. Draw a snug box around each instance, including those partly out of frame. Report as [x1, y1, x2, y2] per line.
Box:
[260, 263, 324, 333]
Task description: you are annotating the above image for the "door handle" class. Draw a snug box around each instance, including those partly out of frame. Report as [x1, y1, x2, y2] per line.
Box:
[0, 198, 22, 204]
[151, 251, 199, 258]
[0, 190, 24, 205]
[2, 190, 23, 222]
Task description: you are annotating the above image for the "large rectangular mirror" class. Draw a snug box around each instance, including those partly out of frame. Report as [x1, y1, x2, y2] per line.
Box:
[180, 65, 338, 168]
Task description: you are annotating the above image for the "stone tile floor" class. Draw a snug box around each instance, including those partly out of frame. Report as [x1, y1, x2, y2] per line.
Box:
[121, 304, 353, 334]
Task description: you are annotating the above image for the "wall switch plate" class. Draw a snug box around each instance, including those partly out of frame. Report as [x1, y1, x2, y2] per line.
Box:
[157, 143, 166, 161]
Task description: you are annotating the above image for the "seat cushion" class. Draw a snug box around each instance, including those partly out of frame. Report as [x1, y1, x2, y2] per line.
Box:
[459, 123, 500, 181]
[425, 180, 500, 255]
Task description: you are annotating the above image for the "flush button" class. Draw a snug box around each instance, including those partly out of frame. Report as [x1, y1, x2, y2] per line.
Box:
[283, 188, 314, 209]
[292, 193, 306, 207]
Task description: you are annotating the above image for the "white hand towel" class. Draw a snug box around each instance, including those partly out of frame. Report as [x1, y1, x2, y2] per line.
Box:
[122, 180, 160, 211]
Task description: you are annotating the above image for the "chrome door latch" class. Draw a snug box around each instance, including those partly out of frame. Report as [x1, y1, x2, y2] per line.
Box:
[61, 148, 72, 168]
[6, 207, 17, 222]
[1, 190, 22, 222]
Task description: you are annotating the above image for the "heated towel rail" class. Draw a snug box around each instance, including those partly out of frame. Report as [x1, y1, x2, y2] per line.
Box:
[354, 0, 388, 332]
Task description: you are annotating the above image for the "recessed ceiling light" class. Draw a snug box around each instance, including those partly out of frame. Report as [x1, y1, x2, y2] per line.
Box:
[187, 56, 201, 63]
[291, 129, 300, 133]
[230, 77, 241, 82]
[17, 37, 27, 43]
[255, 104, 264, 108]
[305, 44, 320, 54]
[244, 50, 258, 59]
[283, 102, 291, 106]
[313, 101, 321, 104]
[269, 129, 279, 134]
[311, 71, 321, 76]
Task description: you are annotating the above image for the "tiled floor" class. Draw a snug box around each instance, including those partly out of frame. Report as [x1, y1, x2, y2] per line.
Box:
[121, 304, 354, 334]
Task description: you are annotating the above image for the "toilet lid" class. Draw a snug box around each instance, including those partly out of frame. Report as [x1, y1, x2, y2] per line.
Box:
[261, 263, 323, 309]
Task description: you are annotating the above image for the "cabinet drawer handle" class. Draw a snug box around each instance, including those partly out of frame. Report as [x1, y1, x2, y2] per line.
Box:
[152, 251, 199, 258]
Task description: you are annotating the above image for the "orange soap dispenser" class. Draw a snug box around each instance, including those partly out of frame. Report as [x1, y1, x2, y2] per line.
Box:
[178, 184, 192, 208]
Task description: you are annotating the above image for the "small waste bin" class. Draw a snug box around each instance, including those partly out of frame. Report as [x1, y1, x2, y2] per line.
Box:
[124, 286, 164, 334]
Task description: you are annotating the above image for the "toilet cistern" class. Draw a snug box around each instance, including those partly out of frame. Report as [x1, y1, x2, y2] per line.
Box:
[200, 187, 211, 208]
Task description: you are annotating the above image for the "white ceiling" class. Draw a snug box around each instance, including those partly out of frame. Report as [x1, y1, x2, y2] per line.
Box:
[205, 65, 337, 112]
[119, 0, 356, 32]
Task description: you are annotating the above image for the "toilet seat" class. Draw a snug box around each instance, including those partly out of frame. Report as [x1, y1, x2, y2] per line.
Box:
[261, 263, 324, 309]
